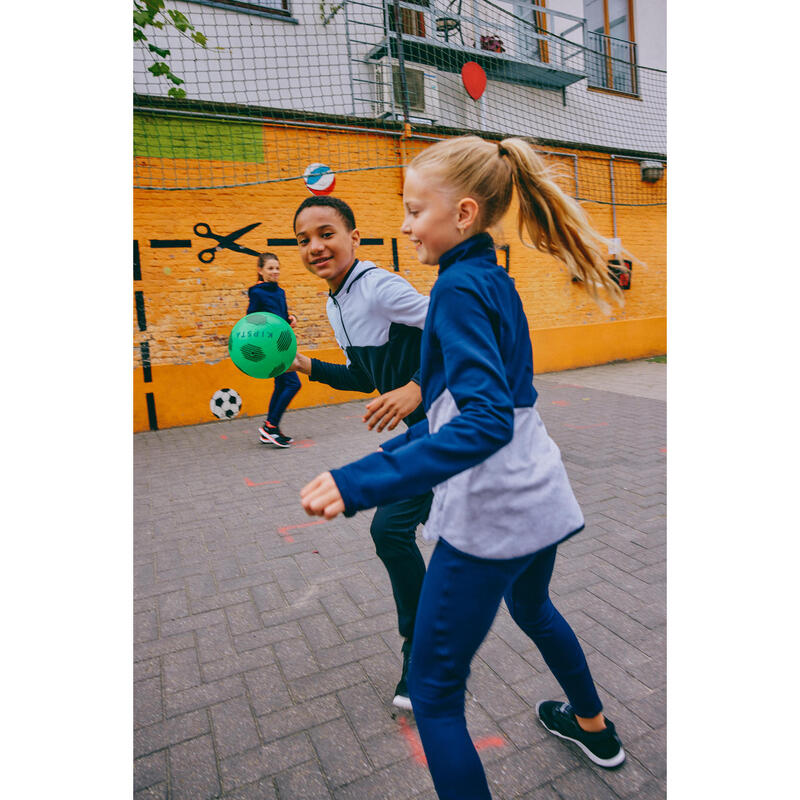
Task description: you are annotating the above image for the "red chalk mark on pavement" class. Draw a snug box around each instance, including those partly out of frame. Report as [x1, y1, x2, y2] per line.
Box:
[476, 736, 506, 750]
[220, 434, 228, 440]
[244, 477, 281, 487]
[292, 439, 317, 449]
[398, 717, 505, 766]
[660, 447, 667, 453]
[399, 717, 426, 764]
[564, 422, 609, 430]
[277, 519, 325, 544]
[552, 400, 570, 406]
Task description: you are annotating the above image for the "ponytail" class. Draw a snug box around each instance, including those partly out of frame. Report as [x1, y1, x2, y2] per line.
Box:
[409, 135, 630, 307]
[498, 138, 626, 305]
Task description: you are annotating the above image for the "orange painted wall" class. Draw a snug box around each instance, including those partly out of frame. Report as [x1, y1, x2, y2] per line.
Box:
[133, 122, 665, 432]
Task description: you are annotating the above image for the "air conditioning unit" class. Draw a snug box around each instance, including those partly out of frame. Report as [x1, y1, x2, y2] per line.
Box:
[374, 59, 440, 125]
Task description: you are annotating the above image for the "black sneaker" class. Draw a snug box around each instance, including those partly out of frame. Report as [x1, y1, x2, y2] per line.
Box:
[536, 701, 625, 768]
[392, 639, 412, 711]
[276, 427, 294, 443]
[259, 422, 290, 448]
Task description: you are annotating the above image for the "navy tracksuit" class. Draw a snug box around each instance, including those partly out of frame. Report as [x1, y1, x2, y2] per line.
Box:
[309, 259, 432, 641]
[247, 281, 301, 427]
[330, 235, 601, 800]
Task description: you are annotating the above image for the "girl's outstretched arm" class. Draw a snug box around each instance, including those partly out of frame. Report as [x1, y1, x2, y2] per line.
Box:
[300, 472, 345, 519]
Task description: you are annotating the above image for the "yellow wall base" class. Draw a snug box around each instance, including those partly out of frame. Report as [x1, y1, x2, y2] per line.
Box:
[532, 316, 666, 374]
[134, 319, 666, 432]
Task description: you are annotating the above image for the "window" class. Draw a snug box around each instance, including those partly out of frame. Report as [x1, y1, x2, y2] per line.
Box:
[584, 0, 637, 95]
[190, 0, 291, 17]
[387, 0, 429, 38]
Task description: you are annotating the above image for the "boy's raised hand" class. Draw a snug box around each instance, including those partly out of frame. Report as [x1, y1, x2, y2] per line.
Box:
[290, 352, 312, 374]
[363, 381, 422, 432]
[301, 472, 345, 519]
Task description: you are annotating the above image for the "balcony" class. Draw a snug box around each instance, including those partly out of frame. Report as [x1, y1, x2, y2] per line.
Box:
[585, 29, 638, 95]
[360, 0, 588, 91]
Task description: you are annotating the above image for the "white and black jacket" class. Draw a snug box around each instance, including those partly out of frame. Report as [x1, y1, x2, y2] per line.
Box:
[309, 259, 430, 426]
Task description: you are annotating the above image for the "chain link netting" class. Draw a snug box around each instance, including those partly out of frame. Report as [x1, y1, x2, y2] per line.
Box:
[134, 0, 666, 205]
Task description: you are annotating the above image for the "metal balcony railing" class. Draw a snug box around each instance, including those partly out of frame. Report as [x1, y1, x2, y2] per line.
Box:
[585, 29, 638, 95]
[355, 0, 590, 91]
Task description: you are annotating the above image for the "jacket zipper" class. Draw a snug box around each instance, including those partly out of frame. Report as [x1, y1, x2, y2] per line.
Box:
[331, 294, 353, 349]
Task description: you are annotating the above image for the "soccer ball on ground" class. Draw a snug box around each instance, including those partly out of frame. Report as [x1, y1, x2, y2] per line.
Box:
[210, 388, 242, 419]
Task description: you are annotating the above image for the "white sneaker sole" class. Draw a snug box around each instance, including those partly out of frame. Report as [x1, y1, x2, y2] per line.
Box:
[392, 694, 413, 711]
[535, 701, 625, 768]
[259, 429, 290, 448]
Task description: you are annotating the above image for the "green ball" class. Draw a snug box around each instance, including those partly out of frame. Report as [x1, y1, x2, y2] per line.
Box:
[228, 312, 297, 379]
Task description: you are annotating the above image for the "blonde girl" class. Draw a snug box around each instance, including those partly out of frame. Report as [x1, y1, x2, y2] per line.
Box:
[301, 136, 627, 799]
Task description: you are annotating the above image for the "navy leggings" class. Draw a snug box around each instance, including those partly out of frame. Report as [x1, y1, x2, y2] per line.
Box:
[408, 537, 602, 800]
[267, 371, 301, 427]
[370, 491, 433, 640]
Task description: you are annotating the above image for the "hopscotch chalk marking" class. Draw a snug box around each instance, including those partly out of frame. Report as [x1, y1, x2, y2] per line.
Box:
[397, 717, 504, 766]
[245, 477, 281, 487]
[277, 520, 326, 543]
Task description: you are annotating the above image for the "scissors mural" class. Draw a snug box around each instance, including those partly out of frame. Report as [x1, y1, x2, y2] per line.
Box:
[194, 222, 262, 263]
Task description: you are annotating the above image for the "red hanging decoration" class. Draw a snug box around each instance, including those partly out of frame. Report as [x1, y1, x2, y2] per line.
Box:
[461, 61, 487, 101]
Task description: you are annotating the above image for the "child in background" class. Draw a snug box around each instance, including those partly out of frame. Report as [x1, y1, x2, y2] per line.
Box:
[290, 196, 432, 710]
[300, 136, 628, 799]
[247, 252, 301, 448]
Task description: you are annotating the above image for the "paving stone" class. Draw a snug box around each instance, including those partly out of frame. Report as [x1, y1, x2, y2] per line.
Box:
[169, 734, 221, 799]
[549, 766, 624, 799]
[158, 589, 190, 621]
[135, 362, 666, 797]
[225, 601, 262, 635]
[244, 663, 292, 716]
[218, 733, 316, 794]
[257, 694, 344, 744]
[274, 760, 334, 799]
[308, 717, 373, 786]
[134, 709, 211, 758]
[219, 777, 279, 799]
[337, 681, 397, 740]
[626, 725, 666, 780]
[289, 663, 368, 702]
[274, 634, 319, 679]
[135, 676, 163, 728]
[165, 674, 247, 718]
[484, 742, 579, 798]
[210, 695, 261, 760]
[196, 621, 239, 663]
[331, 758, 434, 800]
[134, 750, 167, 792]
[134, 657, 161, 683]
[135, 631, 196, 662]
[624, 687, 666, 729]
[135, 784, 167, 800]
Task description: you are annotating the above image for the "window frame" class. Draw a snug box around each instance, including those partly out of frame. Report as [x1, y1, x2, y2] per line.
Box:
[387, 0, 429, 38]
[584, 0, 638, 97]
[187, 0, 295, 21]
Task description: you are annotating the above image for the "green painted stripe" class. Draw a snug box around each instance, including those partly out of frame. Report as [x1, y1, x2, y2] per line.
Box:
[134, 114, 265, 162]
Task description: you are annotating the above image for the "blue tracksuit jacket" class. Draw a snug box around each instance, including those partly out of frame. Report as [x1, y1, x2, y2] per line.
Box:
[247, 280, 290, 321]
[331, 234, 584, 559]
[308, 259, 430, 427]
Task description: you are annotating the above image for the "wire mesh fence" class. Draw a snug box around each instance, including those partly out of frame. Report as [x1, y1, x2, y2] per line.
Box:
[133, 0, 666, 204]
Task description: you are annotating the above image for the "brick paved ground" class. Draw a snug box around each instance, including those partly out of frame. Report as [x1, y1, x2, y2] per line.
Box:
[134, 359, 666, 800]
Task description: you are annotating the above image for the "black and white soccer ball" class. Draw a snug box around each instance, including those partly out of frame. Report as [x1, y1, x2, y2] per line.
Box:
[210, 388, 242, 419]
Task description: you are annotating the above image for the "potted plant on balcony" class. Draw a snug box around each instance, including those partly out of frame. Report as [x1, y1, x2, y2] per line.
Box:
[480, 34, 505, 53]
